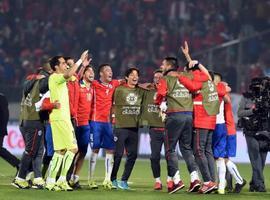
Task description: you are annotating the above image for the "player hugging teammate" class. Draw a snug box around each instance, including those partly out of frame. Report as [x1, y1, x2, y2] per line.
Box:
[12, 42, 246, 195]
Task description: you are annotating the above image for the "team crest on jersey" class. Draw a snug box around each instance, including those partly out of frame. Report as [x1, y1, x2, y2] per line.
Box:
[38, 130, 42, 136]
[208, 80, 215, 92]
[126, 93, 138, 105]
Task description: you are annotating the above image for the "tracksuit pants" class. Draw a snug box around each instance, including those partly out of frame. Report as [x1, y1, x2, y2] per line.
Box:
[149, 128, 164, 178]
[193, 128, 216, 182]
[165, 112, 197, 177]
[111, 128, 138, 182]
[18, 120, 44, 179]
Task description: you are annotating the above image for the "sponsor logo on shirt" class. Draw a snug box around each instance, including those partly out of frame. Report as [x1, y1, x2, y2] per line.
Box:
[208, 80, 215, 92]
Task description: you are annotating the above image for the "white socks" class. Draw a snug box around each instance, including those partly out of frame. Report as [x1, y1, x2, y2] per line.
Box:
[70, 174, 79, 183]
[173, 170, 181, 184]
[190, 171, 200, 182]
[167, 176, 172, 182]
[104, 153, 114, 181]
[216, 158, 226, 190]
[89, 152, 98, 180]
[226, 160, 243, 184]
[155, 177, 161, 183]
[57, 176, 66, 183]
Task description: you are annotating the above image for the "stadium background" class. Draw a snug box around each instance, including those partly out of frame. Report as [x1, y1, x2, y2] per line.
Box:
[1, 1, 270, 162]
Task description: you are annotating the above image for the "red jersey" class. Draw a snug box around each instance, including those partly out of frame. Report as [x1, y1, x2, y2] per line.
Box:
[41, 98, 54, 111]
[67, 75, 80, 121]
[77, 80, 93, 126]
[179, 70, 226, 130]
[224, 95, 236, 135]
[91, 79, 120, 122]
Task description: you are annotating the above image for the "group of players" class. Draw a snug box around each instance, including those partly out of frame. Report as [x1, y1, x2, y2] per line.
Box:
[12, 42, 246, 194]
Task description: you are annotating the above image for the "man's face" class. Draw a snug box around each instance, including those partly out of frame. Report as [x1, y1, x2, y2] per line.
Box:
[160, 60, 171, 72]
[83, 67, 95, 83]
[100, 65, 113, 83]
[57, 57, 68, 73]
[214, 75, 221, 85]
[153, 72, 163, 85]
[126, 70, 139, 86]
[66, 58, 75, 68]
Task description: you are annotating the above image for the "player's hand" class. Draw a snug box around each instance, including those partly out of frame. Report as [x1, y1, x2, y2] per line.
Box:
[80, 50, 89, 61]
[159, 101, 167, 112]
[188, 60, 199, 69]
[36, 75, 46, 80]
[181, 41, 189, 55]
[159, 111, 166, 122]
[53, 100, 61, 109]
[82, 55, 92, 67]
[138, 83, 152, 90]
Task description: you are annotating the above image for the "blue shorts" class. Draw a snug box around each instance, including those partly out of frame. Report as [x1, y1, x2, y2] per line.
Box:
[212, 123, 227, 158]
[75, 125, 91, 154]
[226, 134, 236, 157]
[45, 123, 54, 156]
[89, 121, 115, 150]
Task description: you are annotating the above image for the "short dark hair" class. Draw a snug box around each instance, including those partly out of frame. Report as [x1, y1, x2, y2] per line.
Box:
[154, 69, 163, 75]
[83, 65, 94, 75]
[164, 57, 178, 68]
[64, 56, 73, 61]
[49, 56, 63, 71]
[209, 71, 223, 81]
[214, 72, 223, 81]
[209, 71, 215, 81]
[125, 67, 140, 78]
[98, 63, 111, 74]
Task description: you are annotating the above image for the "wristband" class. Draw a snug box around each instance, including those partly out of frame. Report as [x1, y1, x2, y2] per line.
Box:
[194, 62, 199, 68]
[76, 59, 82, 66]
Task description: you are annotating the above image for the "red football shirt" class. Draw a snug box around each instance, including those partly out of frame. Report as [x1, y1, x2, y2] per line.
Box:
[91, 79, 120, 122]
[77, 80, 93, 126]
[224, 95, 236, 135]
[67, 75, 80, 120]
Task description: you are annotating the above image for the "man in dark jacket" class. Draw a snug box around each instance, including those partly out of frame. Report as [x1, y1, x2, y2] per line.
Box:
[0, 93, 20, 171]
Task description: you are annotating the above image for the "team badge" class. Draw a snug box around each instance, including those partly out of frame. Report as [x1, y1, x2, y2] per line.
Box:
[126, 93, 138, 105]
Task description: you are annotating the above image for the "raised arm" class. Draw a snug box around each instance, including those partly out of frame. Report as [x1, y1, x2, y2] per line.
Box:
[181, 41, 212, 81]
[64, 50, 88, 79]
[77, 56, 92, 79]
[181, 41, 192, 63]
[178, 75, 202, 92]
[197, 62, 212, 81]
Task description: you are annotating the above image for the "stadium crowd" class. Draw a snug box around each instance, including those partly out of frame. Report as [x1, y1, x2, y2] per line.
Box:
[0, 0, 269, 91]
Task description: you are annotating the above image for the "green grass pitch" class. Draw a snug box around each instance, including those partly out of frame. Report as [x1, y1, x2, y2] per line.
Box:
[0, 158, 269, 200]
